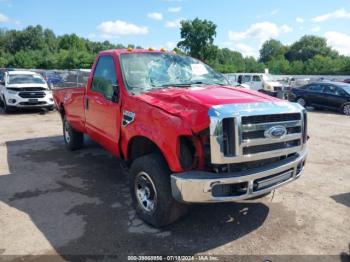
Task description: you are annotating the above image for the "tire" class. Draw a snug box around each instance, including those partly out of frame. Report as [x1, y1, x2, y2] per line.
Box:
[296, 97, 306, 107]
[3, 99, 15, 114]
[48, 106, 55, 111]
[341, 103, 350, 116]
[63, 116, 84, 150]
[129, 154, 188, 227]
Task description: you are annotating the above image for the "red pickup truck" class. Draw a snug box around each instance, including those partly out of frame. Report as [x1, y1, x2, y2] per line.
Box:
[54, 49, 308, 227]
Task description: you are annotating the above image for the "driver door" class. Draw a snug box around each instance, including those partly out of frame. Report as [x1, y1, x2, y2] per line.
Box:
[85, 55, 121, 156]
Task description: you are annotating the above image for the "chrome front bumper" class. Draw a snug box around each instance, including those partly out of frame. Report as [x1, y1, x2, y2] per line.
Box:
[171, 149, 307, 203]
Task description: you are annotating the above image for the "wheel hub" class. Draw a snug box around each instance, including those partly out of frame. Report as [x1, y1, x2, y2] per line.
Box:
[64, 123, 71, 143]
[135, 172, 157, 213]
[344, 105, 350, 115]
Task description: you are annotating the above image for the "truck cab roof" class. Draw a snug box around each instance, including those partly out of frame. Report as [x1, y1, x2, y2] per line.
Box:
[100, 49, 173, 56]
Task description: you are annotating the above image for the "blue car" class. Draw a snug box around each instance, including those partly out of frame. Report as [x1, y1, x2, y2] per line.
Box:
[42, 71, 64, 86]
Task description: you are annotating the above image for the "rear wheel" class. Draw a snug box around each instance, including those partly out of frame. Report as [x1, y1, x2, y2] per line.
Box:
[63, 116, 84, 150]
[129, 154, 188, 227]
[296, 97, 306, 107]
[342, 103, 350, 116]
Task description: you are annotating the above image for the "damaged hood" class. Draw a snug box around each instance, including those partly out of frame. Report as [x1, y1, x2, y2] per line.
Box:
[138, 85, 282, 132]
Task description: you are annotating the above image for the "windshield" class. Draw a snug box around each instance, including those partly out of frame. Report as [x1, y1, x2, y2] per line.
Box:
[119, 52, 228, 94]
[8, 74, 46, 85]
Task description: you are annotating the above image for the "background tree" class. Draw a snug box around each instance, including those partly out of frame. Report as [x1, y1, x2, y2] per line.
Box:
[285, 35, 337, 62]
[0, 24, 350, 74]
[259, 39, 286, 64]
[177, 18, 217, 61]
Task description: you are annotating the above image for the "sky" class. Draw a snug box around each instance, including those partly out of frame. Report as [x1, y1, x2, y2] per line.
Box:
[1, 0, 350, 58]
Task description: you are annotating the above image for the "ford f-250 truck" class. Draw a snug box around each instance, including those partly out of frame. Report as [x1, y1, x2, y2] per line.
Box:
[53, 49, 308, 227]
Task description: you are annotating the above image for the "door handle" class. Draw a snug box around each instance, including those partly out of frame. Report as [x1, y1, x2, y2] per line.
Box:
[85, 97, 89, 110]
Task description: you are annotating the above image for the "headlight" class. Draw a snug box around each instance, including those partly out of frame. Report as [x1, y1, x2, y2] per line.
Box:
[6, 89, 18, 95]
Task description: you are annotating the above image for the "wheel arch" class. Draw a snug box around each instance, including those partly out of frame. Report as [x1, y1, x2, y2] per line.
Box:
[126, 136, 164, 167]
[58, 103, 65, 120]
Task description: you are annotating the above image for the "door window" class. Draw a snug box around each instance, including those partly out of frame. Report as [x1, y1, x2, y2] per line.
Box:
[92, 56, 117, 100]
[307, 84, 323, 93]
[323, 85, 336, 95]
[252, 75, 261, 82]
[242, 75, 251, 83]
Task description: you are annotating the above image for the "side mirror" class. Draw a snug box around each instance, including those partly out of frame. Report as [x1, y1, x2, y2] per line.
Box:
[0, 80, 5, 85]
[111, 84, 119, 103]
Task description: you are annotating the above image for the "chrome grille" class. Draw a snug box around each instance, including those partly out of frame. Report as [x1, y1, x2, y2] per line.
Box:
[242, 126, 301, 140]
[241, 113, 303, 156]
[18, 91, 46, 98]
[209, 102, 306, 164]
[241, 113, 301, 124]
[243, 139, 301, 155]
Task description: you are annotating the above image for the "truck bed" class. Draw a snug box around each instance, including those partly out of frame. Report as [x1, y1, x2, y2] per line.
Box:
[53, 87, 86, 133]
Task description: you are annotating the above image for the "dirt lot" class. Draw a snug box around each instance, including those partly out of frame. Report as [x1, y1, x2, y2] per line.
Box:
[0, 107, 349, 261]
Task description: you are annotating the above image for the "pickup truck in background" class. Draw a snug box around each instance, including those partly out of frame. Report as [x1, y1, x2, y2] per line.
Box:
[227, 73, 290, 99]
[53, 49, 308, 227]
[0, 70, 54, 113]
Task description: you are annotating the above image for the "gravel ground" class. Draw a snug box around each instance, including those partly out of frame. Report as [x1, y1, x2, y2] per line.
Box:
[0, 107, 349, 261]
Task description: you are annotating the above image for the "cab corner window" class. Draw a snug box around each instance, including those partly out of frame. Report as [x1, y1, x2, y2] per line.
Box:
[92, 56, 117, 100]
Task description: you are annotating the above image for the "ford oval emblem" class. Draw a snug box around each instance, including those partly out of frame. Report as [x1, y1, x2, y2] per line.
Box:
[264, 125, 287, 139]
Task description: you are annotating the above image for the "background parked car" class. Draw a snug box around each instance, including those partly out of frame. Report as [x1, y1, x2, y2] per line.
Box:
[0, 70, 54, 113]
[41, 71, 64, 87]
[289, 82, 350, 115]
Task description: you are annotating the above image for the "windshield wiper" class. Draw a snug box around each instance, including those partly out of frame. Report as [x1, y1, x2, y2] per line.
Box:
[150, 80, 228, 89]
[155, 83, 193, 88]
[189, 81, 227, 86]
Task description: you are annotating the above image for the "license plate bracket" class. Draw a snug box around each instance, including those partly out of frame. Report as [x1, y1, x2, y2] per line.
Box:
[28, 99, 38, 103]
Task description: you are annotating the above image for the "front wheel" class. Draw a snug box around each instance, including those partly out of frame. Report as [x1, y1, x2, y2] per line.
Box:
[63, 116, 84, 150]
[342, 103, 350, 116]
[3, 99, 15, 114]
[129, 154, 188, 227]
